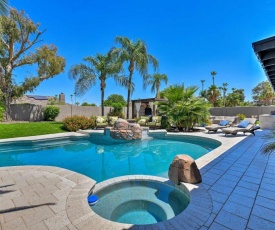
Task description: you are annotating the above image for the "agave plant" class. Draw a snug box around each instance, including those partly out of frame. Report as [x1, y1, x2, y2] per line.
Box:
[261, 128, 275, 155]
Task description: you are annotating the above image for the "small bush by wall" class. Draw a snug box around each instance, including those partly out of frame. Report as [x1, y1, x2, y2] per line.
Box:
[44, 106, 60, 121]
[63, 115, 95, 132]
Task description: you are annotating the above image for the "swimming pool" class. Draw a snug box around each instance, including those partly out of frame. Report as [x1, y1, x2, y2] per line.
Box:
[0, 134, 220, 182]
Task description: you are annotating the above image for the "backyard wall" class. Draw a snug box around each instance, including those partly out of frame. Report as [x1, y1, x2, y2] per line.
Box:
[210, 106, 275, 118]
[10, 104, 132, 121]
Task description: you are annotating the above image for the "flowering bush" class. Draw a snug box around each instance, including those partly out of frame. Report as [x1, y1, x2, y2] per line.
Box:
[63, 115, 95, 131]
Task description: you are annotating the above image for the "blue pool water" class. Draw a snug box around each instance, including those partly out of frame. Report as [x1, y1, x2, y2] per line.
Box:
[0, 136, 220, 182]
[91, 179, 190, 225]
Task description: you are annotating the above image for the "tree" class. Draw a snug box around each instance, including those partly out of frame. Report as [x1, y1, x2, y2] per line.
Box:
[211, 71, 217, 85]
[219, 82, 228, 107]
[144, 73, 168, 98]
[206, 85, 220, 107]
[81, 102, 96, 106]
[252, 81, 275, 105]
[111, 36, 158, 118]
[103, 94, 126, 107]
[69, 53, 129, 116]
[0, 0, 8, 15]
[201, 80, 205, 91]
[0, 9, 65, 121]
[226, 88, 245, 107]
[158, 84, 211, 131]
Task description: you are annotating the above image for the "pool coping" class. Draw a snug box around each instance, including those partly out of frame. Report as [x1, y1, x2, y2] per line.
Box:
[0, 129, 255, 229]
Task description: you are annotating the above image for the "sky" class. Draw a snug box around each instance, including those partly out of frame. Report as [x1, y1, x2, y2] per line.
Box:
[9, 0, 275, 105]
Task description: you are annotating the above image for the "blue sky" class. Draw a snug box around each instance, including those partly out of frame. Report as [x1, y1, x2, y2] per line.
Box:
[10, 0, 275, 105]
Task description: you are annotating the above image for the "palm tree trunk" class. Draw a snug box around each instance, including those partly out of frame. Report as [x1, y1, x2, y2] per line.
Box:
[126, 74, 132, 119]
[127, 62, 134, 119]
[101, 89, 104, 116]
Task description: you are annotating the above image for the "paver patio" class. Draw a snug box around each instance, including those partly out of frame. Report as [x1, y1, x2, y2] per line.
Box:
[0, 130, 274, 229]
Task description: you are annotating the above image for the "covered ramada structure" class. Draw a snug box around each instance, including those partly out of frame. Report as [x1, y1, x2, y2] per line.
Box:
[253, 36, 275, 129]
[253, 36, 275, 90]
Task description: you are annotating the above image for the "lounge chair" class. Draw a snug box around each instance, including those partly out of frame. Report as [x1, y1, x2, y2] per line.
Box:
[137, 116, 150, 126]
[205, 118, 234, 133]
[95, 116, 108, 129]
[147, 116, 162, 129]
[221, 118, 258, 136]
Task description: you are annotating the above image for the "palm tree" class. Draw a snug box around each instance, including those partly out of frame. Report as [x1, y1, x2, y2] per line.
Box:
[111, 36, 158, 118]
[201, 80, 205, 91]
[157, 84, 211, 131]
[207, 85, 220, 107]
[211, 71, 217, 85]
[144, 73, 168, 98]
[219, 82, 228, 107]
[69, 53, 129, 116]
[0, 0, 8, 15]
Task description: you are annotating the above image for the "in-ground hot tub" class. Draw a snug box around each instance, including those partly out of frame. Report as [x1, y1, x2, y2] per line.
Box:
[90, 176, 190, 225]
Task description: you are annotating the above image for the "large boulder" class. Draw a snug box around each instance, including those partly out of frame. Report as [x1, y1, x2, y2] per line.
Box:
[110, 119, 142, 140]
[114, 118, 129, 130]
[168, 154, 202, 184]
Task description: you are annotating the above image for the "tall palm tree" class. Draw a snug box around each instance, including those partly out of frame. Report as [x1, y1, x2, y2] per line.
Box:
[0, 0, 8, 15]
[144, 73, 168, 98]
[201, 80, 205, 91]
[111, 36, 158, 118]
[210, 71, 217, 85]
[219, 82, 228, 107]
[69, 53, 129, 116]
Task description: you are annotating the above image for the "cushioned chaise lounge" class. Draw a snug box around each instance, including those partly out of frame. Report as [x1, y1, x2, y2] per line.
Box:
[221, 118, 258, 136]
[205, 117, 235, 133]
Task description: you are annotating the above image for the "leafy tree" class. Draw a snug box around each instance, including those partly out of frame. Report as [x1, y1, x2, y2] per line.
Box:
[211, 71, 217, 85]
[0, 9, 65, 121]
[69, 53, 129, 116]
[144, 73, 168, 98]
[103, 94, 126, 106]
[111, 36, 158, 118]
[158, 84, 211, 131]
[108, 102, 124, 118]
[226, 88, 245, 107]
[206, 85, 220, 107]
[0, 0, 8, 15]
[81, 102, 96, 106]
[252, 81, 275, 105]
[219, 82, 228, 107]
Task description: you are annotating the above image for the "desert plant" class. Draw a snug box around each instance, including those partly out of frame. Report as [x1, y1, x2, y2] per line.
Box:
[43, 106, 60, 121]
[237, 113, 246, 120]
[63, 115, 95, 132]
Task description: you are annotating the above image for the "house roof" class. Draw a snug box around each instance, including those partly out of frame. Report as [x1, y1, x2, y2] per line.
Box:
[26, 95, 49, 100]
[252, 36, 275, 90]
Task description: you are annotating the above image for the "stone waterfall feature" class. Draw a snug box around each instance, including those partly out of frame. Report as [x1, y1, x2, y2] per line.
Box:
[109, 118, 142, 140]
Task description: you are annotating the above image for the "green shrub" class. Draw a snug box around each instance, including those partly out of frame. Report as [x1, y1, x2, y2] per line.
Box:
[108, 102, 124, 118]
[237, 113, 246, 120]
[63, 115, 95, 132]
[43, 106, 60, 121]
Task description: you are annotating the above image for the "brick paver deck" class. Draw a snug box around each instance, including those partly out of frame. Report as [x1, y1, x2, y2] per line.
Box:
[0, 130, 274, 229]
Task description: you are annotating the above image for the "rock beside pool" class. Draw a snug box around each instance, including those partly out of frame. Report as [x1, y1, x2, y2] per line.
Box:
[168, 154, 202, 184]
[114, 118, 129, 130]
[110, 119, 142, 140]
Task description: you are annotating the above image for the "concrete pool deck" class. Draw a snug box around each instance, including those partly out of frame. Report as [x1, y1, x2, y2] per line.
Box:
[0, 130, 274, 229]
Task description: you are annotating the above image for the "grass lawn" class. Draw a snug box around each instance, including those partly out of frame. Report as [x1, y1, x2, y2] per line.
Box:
[0, 122, 67, 139]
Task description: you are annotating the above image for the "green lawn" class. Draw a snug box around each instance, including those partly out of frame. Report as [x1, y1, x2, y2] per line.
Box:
[0, 122, 67, 139]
